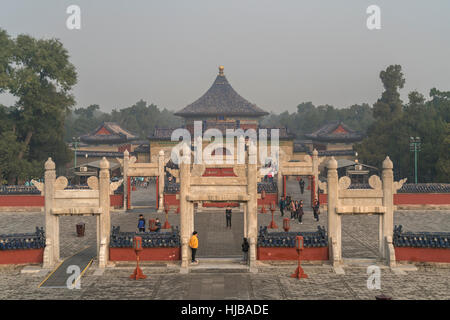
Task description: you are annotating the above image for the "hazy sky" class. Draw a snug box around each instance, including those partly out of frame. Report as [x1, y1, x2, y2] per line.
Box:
[1, 0, 449, 113]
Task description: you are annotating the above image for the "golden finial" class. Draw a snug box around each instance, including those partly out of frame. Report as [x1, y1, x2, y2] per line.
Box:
[219, 65, 224, 75]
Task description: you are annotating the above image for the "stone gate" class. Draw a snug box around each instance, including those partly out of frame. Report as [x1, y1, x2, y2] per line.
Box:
[319, 156, 406, 267]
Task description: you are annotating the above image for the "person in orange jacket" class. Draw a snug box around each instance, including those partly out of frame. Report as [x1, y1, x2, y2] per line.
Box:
[189, 231, 199, 263]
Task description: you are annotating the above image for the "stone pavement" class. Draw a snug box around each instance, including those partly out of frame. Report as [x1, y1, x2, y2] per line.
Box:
[0, 262, 449, 300]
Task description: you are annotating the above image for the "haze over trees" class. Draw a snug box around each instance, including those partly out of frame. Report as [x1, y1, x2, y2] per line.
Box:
[0, 29, 448, 184]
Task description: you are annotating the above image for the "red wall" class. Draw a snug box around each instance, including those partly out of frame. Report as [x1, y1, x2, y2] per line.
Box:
[395, 247, 450, 263]
[257, 247, 329, 261]
[394, 193, 450, 205]
[109, 247, 180, 261]
[0, 249, 44, 265]
[164, 194, 179, 209]
[0, 195, 44, 207]
[318, 193, 450, 205]
[110, 194, 124, 208]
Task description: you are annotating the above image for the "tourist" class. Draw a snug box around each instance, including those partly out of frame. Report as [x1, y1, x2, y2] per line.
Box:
[241, 238, 249, 263]
[294, 200, 300, 219]
[290, 199, 296, 220]
[298, 200, 304, 224]
[155, 218, 161, 232]
[137, 214, 145, 232]
[226, 207, 232, 228]
[189, 231, 199, 264]
[279, 196, 286, 217]
[313, 199, 320, 222]
[299, 178, 305, 194]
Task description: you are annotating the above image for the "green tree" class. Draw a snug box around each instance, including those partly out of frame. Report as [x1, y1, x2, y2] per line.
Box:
[0, 29, 77, 183]
[436, 123, 450, 182]
[373, 65, 405, 120]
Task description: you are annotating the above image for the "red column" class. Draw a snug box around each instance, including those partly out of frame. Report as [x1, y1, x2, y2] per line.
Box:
[310, 175, 315, 206]
[156, 176, 159, 210]
[127, 177, 131, 210]
[283, 175, 287, 198]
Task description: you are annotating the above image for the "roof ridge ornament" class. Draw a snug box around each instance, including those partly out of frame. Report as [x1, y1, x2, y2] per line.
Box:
[219, 65, 224, 76]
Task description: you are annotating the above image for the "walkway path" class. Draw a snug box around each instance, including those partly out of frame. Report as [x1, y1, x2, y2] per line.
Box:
[39, 246, 96, 288]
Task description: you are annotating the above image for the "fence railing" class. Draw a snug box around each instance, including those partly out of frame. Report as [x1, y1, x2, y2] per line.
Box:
[109, 226, 181, 248]
[0, 227, 45, 250]
[257, 226, 328, 248]
[393, 225, 450, 248]
[0, 186, 41, 195]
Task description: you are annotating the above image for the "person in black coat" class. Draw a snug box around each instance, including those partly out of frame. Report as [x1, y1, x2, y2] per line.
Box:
[299, 178, 305, 194]
[313, 199, 320, 222]
[242, 238, 249, 263]
[297, 200, 304, 224]
[225, 207, 232, 228]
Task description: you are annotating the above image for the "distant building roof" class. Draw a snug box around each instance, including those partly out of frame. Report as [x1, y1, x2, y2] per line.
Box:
[80, 122, 138, 144]
[134, 144, 150, 153]
[148, 126, 292, 141]
[74, 159, 120, 171]
[305, 121, 364, 143]
[336, 159, 378, 170]
[307, 149, 356, 157]
[174, 66, 269, 118]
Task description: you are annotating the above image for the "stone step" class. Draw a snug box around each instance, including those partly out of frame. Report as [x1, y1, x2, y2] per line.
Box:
[190, 268, 249, 274]
[342, 258, 381, 266]
[196, 257, 243, 264]
[189, 257, 249, 273]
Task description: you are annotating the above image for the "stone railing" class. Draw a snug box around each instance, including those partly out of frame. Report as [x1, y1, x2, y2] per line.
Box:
[109, 226, 180, 248]
[396, 183, 450, 193]
[0, 227, 45, 250]
[0, 186, 41, 195]
[257, 182, 277, 193]
[164, 182, 180, 194]
[257, 226, 328, 248]
[393, 225, 450, 248]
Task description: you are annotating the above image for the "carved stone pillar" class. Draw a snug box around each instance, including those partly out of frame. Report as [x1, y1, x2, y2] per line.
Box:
[43, 158, 56, 269]
[98, 157, 110, 268]
[123, 150, 129, 211]
[158, 150, 165, 212]
[179, 146, 192, 270]
[247, 142, 258, 267]
[381, 156, 394, 261]
[327, 157, 341, 266]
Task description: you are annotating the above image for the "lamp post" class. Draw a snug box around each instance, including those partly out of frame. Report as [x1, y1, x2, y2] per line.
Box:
[72, 137, 80, 170]
[409, 137, 421, 184]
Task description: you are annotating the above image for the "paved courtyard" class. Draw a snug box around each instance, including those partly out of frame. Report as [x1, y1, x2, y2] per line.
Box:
[0, 262, 449, 300]
[0, 180, 449, 299]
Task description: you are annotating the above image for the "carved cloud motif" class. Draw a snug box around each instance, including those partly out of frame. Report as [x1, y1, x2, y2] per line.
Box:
[394, 178, 407, 193]
[338, 176, 351, 190]
[54, 176, 68, 190]
[87, 176, 99, 190]
[110, 179, 123, 195]
[368, 175, 382, 190]
[31, 179, 44, 195]
[191, 164, 205, 177]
